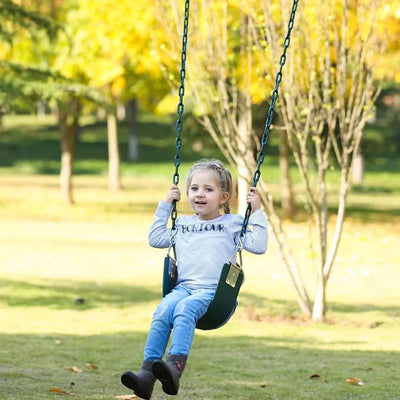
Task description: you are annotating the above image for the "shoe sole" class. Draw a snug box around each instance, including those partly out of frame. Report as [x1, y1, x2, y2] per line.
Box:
[152, 362, 178, 395]
[121, 371, 151, 400]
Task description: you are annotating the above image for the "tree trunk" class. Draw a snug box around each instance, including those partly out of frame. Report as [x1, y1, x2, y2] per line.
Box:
[117, 103, 126, 120]
[237, 160, 251, 215]
[0, 106, 6, 130]
[237, 107, 253, 215]
[126, 98, 139, 161]
[279, 130, 296, 218]
[352, 151, 364, 185]
[58, 99, 80, 204]
[107, 109, 121, 191]
[312, 274, 326, 321]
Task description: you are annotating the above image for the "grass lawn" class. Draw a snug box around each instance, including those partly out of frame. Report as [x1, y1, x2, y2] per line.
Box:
[0, 114, 399, 399]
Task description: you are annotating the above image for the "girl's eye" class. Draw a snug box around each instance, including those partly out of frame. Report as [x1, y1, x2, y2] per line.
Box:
[190, 186, 198, 191]
[206, 188, 213, 192]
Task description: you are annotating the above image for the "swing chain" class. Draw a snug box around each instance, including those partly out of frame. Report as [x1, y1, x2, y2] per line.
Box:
[171, 0, 190, 231]
[239, 0, 299, 240]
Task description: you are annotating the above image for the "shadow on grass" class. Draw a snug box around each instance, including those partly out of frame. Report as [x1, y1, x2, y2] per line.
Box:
[239, 292, 299, 316]
[239, 292, 400, 321]
[327, 301, 400, 318]
[352, 185, 395, 194]
[2, 278, 399, 321]
[286, 202, 400, 224]
[0, 331, 399, 400]
[343, 204, 400, 222]
[0, 278, 161, 310]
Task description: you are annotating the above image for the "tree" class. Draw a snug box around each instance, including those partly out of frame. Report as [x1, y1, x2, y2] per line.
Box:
[1, 0, 107, 203]
[56, 0, 172, 192]
[0, 0, 59, 114]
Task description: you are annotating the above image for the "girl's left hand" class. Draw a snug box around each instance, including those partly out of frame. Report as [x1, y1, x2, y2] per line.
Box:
[247, 187, 261, 212]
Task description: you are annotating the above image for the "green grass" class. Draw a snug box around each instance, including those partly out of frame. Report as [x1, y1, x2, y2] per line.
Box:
[0, 114, 400, 399]
[2, 113, 400, 225]
[0, 113, 223, 176]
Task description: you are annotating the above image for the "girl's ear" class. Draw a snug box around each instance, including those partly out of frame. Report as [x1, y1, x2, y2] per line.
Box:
[220, 192, 230, 205]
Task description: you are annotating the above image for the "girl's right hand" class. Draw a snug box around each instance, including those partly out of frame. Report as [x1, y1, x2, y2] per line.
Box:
[247, 187, 261, 212]
[165, 185, 181, 204]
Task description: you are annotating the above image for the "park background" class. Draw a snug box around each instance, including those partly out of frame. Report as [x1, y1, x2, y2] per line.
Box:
[1, 1, 399, 399]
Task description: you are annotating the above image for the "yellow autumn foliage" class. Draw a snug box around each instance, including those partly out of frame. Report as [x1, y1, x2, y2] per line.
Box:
[2, 0, 399, 112]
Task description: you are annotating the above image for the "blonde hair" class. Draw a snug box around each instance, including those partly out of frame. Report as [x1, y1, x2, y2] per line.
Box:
[186, 159, 233, 214]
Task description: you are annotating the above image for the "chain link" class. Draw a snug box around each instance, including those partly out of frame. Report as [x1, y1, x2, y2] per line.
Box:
[240, 0, 299, 240]
[170, 0, 190, 232]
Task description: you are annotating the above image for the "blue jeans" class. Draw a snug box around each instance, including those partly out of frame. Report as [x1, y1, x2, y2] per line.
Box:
[144, 284, 215, 361]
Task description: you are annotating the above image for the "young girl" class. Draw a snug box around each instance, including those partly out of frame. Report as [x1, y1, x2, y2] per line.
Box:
[121, 159, 268, 399]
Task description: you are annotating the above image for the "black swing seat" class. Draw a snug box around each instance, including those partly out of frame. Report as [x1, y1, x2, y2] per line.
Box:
[163, 257, 244, 330]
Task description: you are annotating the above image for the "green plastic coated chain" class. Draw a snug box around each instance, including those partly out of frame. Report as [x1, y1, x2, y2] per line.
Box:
[171, 0, 190, 232]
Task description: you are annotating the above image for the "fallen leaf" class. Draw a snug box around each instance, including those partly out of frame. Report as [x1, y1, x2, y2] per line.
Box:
[114, 395, 138, 399]
[309, 374, 321, 379]
[49, 387, 74, 395]
[345, 377, 364, 386]
[369, 321, 383, 329]
[86, 363, 99, 370]
[66, 366, 83, 373]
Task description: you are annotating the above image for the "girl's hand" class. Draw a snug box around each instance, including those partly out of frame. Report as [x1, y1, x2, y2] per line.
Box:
[247, 187, 261, 212]
[165, 185, 181, 204]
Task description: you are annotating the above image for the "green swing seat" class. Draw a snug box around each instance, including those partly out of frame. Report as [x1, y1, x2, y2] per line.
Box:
[163, 257, 244, 330]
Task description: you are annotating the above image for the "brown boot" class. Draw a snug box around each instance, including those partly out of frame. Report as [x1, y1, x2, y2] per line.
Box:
[121, 360, 156, 400]
[152, 354, 187, 395]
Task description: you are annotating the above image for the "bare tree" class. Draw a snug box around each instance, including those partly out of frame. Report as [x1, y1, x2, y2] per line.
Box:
[252, 0, 381, 319]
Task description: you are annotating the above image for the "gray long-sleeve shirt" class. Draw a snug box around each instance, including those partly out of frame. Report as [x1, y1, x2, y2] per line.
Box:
[149, 200, 268, 290]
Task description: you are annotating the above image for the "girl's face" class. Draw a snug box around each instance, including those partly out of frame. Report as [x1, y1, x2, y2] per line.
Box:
[187, 170, 230, 220]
